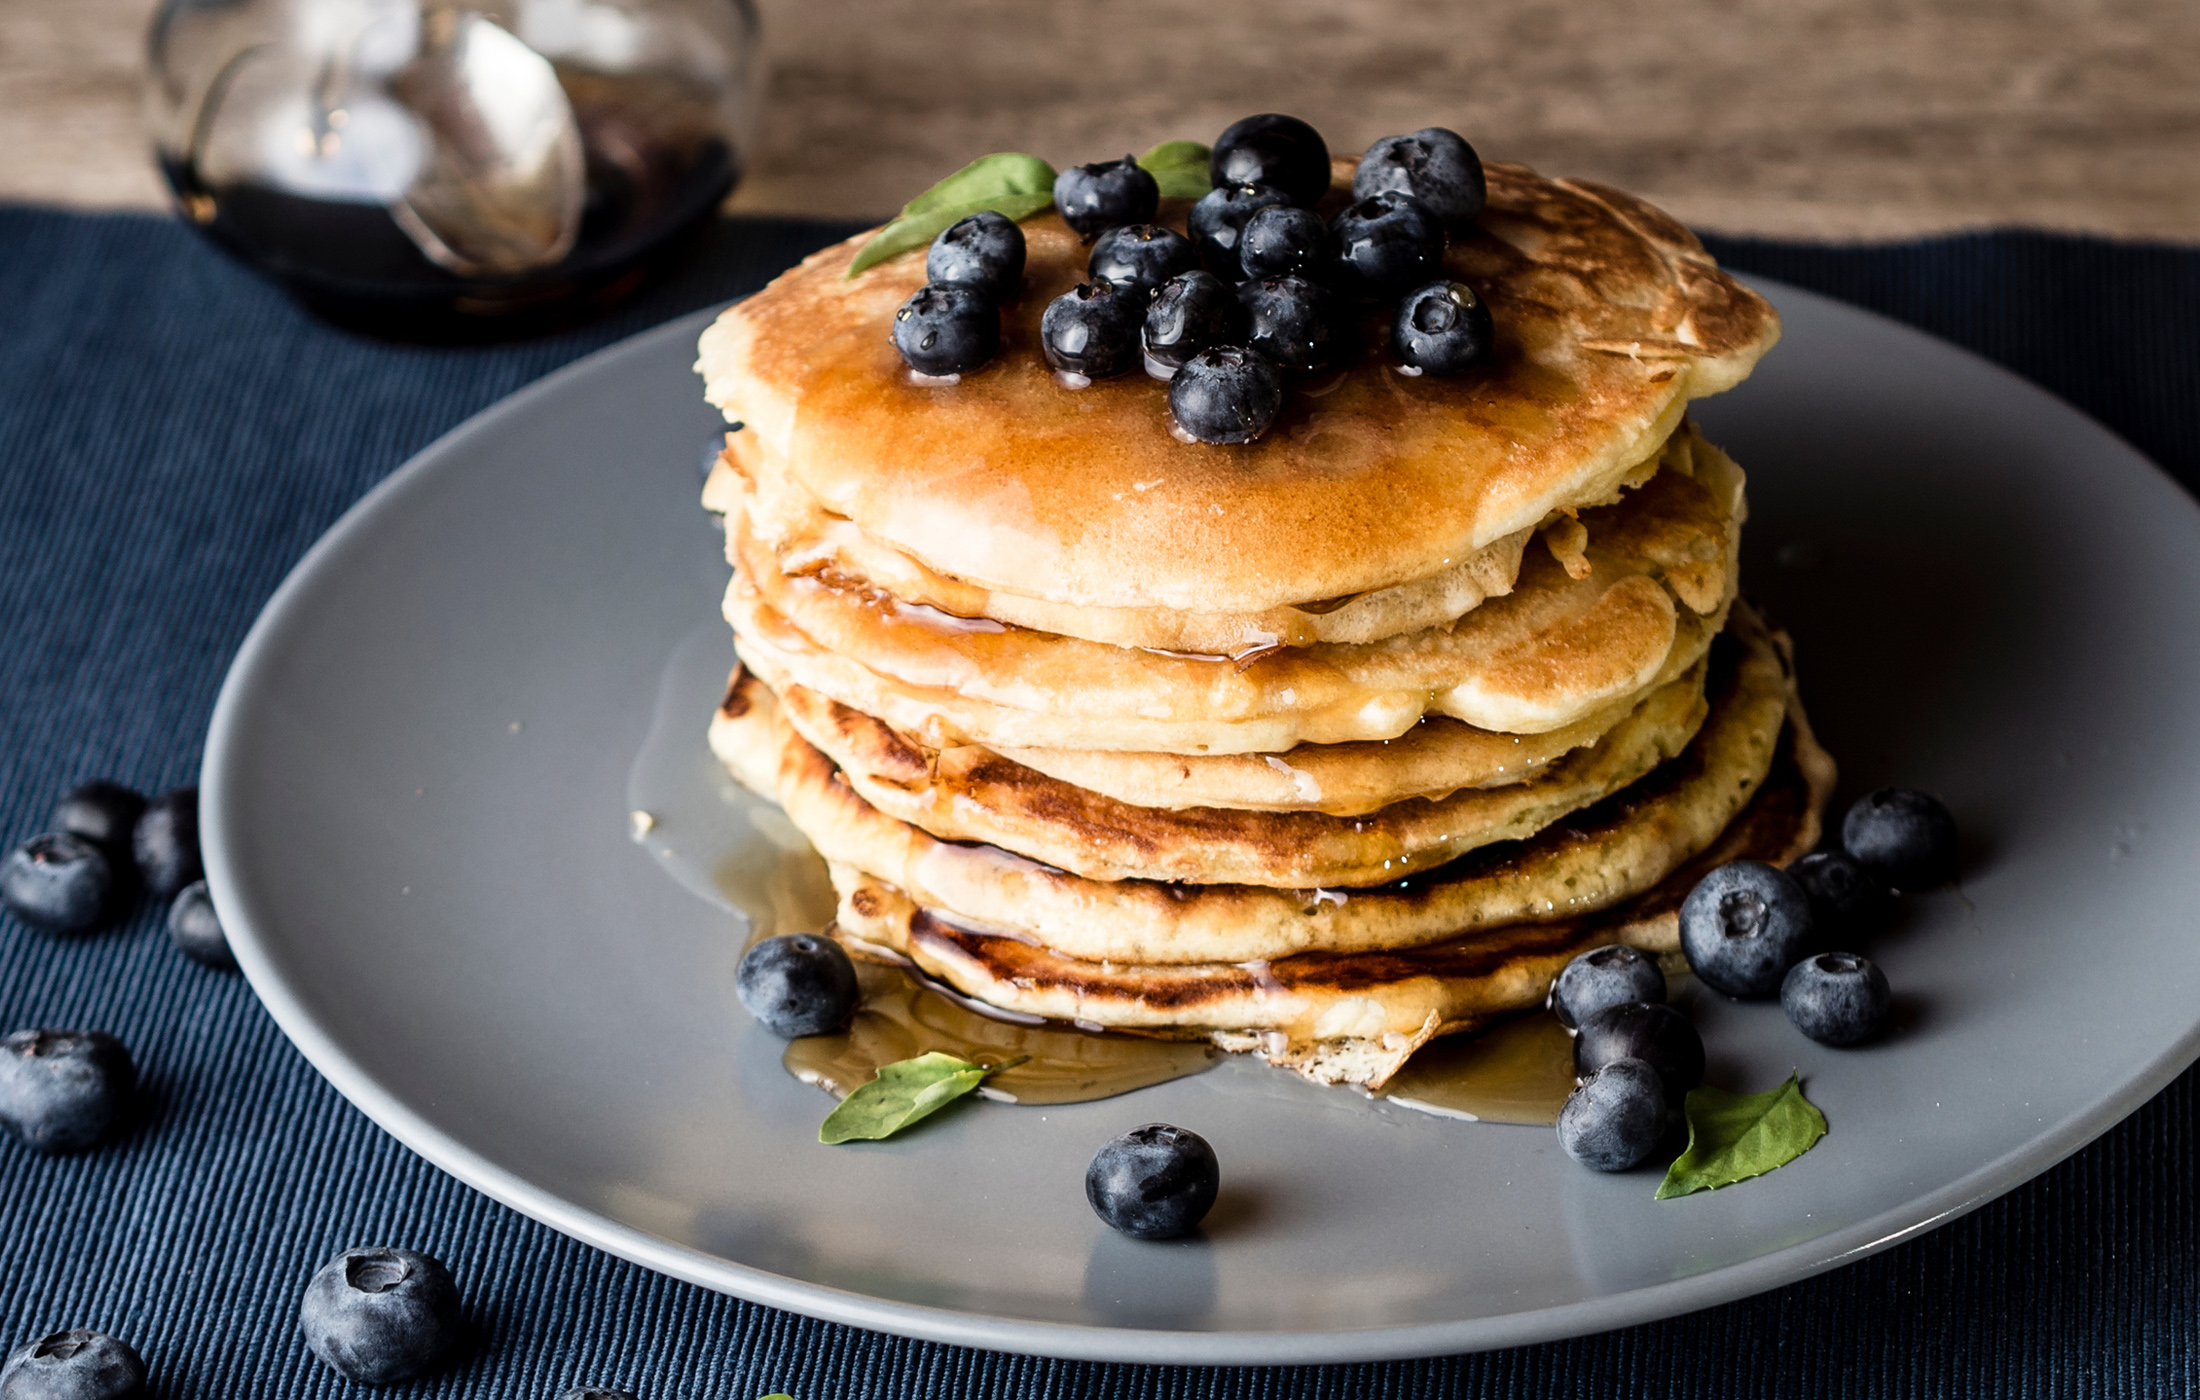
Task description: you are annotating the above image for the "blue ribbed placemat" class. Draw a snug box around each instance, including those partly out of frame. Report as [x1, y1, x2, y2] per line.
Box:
[0, 207, 2195, 1399]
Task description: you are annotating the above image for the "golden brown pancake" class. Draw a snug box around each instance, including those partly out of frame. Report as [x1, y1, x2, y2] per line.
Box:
[697, 160, 1778, 616]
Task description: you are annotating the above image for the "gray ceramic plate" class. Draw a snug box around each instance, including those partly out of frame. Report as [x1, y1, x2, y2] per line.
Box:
[202, 282, 2200, 1364]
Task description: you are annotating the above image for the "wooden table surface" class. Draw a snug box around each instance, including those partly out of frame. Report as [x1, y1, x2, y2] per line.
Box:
[6, 0, 2197, 240]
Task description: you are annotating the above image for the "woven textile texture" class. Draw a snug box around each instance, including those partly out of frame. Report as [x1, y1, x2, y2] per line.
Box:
[0, 208, 2195, 1399]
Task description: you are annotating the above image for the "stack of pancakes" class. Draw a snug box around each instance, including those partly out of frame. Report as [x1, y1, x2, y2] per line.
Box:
[695, 159, 1835, 1089]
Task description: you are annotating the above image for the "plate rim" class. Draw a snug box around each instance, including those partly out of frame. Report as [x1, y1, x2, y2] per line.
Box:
[201, 284, 2200, 1365]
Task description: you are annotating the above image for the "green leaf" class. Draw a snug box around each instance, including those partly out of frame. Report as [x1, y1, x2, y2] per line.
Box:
[818, 1051, 1026, 1143]
[756, 1394, 796, 1400]
[1657, 1075, 1827, 1199]
[1138, 139, 1213, 200]
[847, 153, 1058, 277]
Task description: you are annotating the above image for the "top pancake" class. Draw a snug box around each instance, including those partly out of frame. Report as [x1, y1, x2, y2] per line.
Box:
[696, 158, 1778, 615]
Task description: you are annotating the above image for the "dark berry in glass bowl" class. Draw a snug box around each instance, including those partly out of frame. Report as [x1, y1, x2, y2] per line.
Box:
[1210, 114, 1331, 208]
[1053, 157, 1158, 239]
[1238, 205, 1335, 283]
[1238, 275, 1341, 376]
[1088, 223, 1199, 297]
[1143, 271, 1244, 374]
[1187, 184, 1291, 282]
[1392, 280, 1494, 374]
[1557, 1058, 1666, 1171]
[1550, 944, 1666, 1030]
[1841, 787, 1960, 891]
[1679, 860, 1814, 998]
[1085, 1123, 1219, 1239]
[1353, 127, 1487, 229]
[1330, 192, 1446, 298]
[926, 211, 1025, 302]
[890, 284, 998, 377]
[1, 835, 116, 936]
[1040, 281, 1144, 381]
[735, 933, 859, 1039]
[1169, 346, 1284, 445]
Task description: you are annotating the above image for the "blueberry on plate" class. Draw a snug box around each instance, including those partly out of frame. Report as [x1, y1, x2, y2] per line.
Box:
[1788, 849, 1890, 942]
[926, 211, 1025, 302]
[1392, 280, 1494, 374]
[1088, 223, 1200, 298]
[132, 787, 200, 904]
[1186, 184, 1292, 281]
[890, 283, 998, 377]
[0, 1329, 146, 1400]
[735, 933, 859, 1038]
[1556, 1057, 1666, 1171]
[1841, 787, 1960, 890]
[1329, 192, 1446, 299]
[1, 835, 115, 936]
[1210, 114, 1331, 208]
[1040, 282, 1144, 381]
[1573, 1001, 1703, 1095]
[0, 1030, 135, 1154]
[1169, 346, 1284, 445]
[300, 1247, 461, 1385]
[52, 782, 145, 860]
[1353, 127, 1487, 229]
[1053, 157, 1158, 239]
[1237, 205, 1335, 283]
[1143, 271, 1245, 374]
[1238, 276, 1342, 376]
[1549, 944, 1666, 1030]
[555, 1389, 639, 1400]
[1085, 1123, 1219, 1239]
[167, 880, 237, 972]
[1678, 860, 1813, 998]
[1783, 951, 1891, 1046]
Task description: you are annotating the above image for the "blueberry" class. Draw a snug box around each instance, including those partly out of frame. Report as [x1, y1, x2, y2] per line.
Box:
[554, 1390, 639, 1400]
[1186, 184, 1292, 281]
[1053, 157, 1158, 239]
[1556, 1058, 1666, 1172]
[1392, 280, 1494, 375]
[1168, 346, 1284, 445]
[1237, 276, 1341, 376]
[0, 1329, 146, 1400]
[1679, 860, 1814, 998]
[735, 933, 859, 1038]
[926, 211, 1025, 302]
[1088, 224, 1199, 298]
[299, 1247, 461, 1384]
[1573, 1001, 1703, 1095]
[1549, 944, 1666, 1031]
[0, 1030, 134, 1155]
[131, 787, 200, 904]
[1788, 850, 1891, 942]
[1782, 952, 1891, 1046]
[1040, 281, 1143, 381]
[1, 836, 115, 936]
[1237, 205, 1335, 283]
[52, 782, 145, 859]
[1144, 272, 1245, 374]
[1353, 127, 1487, 229]
[1210, 114, 1331, 208]
[1841, 787, 1959, 890]
[890, 283, 998, 377]
[1085, 1123, 1219, 1239]
[166, 880, 237, 972]
[1329, 192, 1446, 299]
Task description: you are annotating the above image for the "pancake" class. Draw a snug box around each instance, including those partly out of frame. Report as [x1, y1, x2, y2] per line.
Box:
[711, 603, 1802, 966]
[825, 702, 1830, 1089]
[724, 430, 1744, 752]
[696, 159, 1779, 616]
[766, 659, 1707, 887]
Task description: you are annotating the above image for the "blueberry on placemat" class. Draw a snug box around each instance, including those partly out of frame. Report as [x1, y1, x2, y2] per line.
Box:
[0, 1328, 147, 1400]
[1237, 205, 1334, 284]
[0, 1031, 134, 1154]
[1, 835, 116, 936]
[555, 1388, 640, 1400]
[1783, 952, 1892, 1046]
[1040, 282, 1143, 381]
[1549, 944, 1667, 1030]
[166, 880, 237, 972]
[890, 284, 999, 377]
[1168, 346, 1284, 445]
[1210, 114, 1331, 208]
[926, 211, 1025, 302]
[52, 782, 145, 861]
[1573, 1001, 1704, 1095]
[1353, 127, 1488, 229]
[1557, 1058, 1666, 1172]
[1392, 280, 1494, 374]
[1088, 224, 1200, 298]
[1143, 271, 1244, 374]
[735, 934, 859, 1039]
[299, 1247, 461, 1384]
[1086, 1123, 1219, 1240]
[1679, 860, 1814, 998]
[132, 787, 200, 904]
[1329, 192, 1446, 298]
[1187, 183, 1291, 281]
[1053, 157, 1159, 239]
[1238, 276, 1341, 376]
[1841, 787, 1960, 890]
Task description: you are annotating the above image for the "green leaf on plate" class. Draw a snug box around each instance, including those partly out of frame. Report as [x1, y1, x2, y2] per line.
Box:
[1656, 1074, 1827, 1199]
[818, 1051, 1026, 1143]
[847, 153, 1058, 277]
[1138, 139, 1214, 200]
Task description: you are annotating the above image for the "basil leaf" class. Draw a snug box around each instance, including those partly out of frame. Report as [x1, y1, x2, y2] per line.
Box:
[847, 153, 1057, 278]
[756, 1394, 796, 1400]
[1656, 1074, 1827, 1199]
[1138, 139, 1214, 200]
[818, 1051, 1026, 1143]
